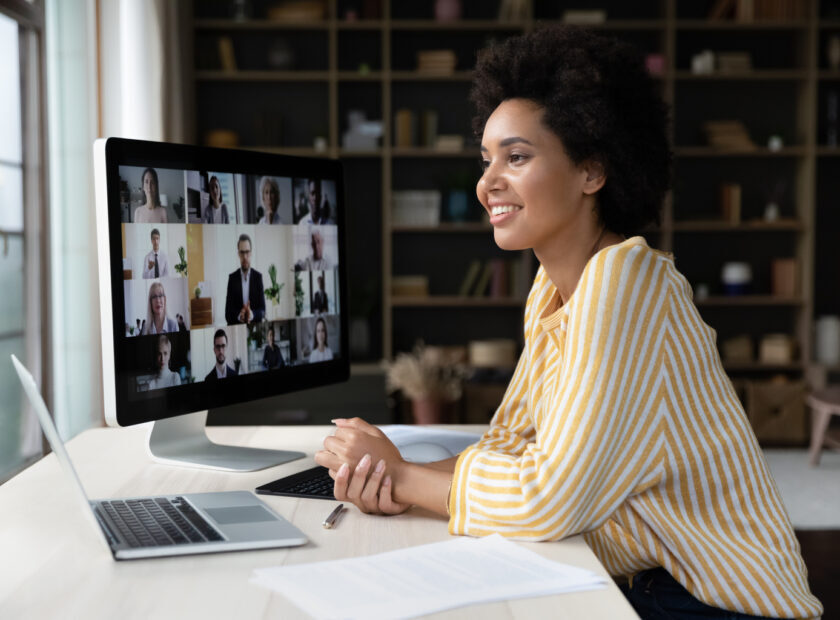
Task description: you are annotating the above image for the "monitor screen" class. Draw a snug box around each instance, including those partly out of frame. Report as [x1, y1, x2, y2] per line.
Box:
[95, 138, 348, 428]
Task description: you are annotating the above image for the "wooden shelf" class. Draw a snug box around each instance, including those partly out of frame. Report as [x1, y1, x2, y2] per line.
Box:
[674, 70, 805, 80]
[672, 219, 803, 232]
[391, 147, 479, 158]
[518, 19, 666, 30]
[194, 18, 329, 30]
[674, 146, 807, 157]
[337, 20, 385, 30]
[390, 71, 473, 81]
[391, 296, 523, 308]
[191, 2, 820, 366]
[389, 20, 527, 30]
[248, 146, 324, 157]
[695, 296, 803, 307]
[723, 361, 804, 371]
[337, 71, 384, 81]
[392, 223, 491, 233]
[675, 19, 808, 30]
[196, 71, 329, 81]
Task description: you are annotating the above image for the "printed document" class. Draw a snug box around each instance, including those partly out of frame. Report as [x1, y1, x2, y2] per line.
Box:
[251, 533, 607, 619]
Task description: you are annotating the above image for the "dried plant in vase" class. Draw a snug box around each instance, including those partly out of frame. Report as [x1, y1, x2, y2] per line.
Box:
[385, 342, 469, 424]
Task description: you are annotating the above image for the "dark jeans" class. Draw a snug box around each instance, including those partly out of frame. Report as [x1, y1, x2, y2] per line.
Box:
[618, 568, 781, 620]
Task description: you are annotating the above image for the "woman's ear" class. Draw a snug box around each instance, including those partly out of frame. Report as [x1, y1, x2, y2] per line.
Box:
[582, 160, 606, 195]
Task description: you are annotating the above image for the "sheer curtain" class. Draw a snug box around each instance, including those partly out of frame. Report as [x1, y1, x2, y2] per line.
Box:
[46, 0, 187, 440]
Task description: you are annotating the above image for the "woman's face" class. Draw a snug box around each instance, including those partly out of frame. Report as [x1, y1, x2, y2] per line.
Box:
[210, 179, 221, 204]
[268, 330, 275, 345]
[316, 321, 326, 347]
[143, 171, 157, 203]
[156, 342, 171, 371]
[262, 182, 279, 211]
[150, 287, 166, 317]
[476, 98, 596, 255]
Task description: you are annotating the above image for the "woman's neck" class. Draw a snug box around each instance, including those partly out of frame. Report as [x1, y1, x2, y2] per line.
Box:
[536, 217, 621, 308]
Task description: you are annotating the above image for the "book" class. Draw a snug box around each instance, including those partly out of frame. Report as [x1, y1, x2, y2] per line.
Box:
[458, 260, 482, 297]
[488, 259, 509, 298]
[218, 36, 237, 72]
[394, 109, 414, 148]
[472, 262, 494, 297]
[720, 183, 742, 224]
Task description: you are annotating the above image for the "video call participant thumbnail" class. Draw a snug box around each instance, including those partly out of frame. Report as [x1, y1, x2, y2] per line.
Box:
[142, 228, 169, 279]
[148, 334, 181, 390]
[204, 175, 230, 224]
[263, 327, 286, 370]
[142, 281, 178, 335]
[134, 167, 168, 224]
[205, 328, 238, 381]
[225, 233, 265, 324]
[296, 229, 332, 271]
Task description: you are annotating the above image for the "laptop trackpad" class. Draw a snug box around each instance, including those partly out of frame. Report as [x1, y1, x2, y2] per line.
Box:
[205, 505, 277, 524]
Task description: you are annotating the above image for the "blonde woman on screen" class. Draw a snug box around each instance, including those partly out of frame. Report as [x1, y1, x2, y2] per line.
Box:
[142, 281, 177, 335]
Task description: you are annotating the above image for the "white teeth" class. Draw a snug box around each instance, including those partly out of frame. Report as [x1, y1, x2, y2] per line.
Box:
[491, 205, 522, 216]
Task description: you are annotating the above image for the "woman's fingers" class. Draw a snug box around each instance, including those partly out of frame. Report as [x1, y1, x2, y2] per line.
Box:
[332, 417, 386, 439]
[314, 449, 342, 472]
[360, 459, 386, 511]
[345, 454, 371, 506]
[332, 462, 350, 501]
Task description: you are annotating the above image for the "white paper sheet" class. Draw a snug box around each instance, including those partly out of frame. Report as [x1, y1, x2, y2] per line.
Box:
[251, 534, 607, 619]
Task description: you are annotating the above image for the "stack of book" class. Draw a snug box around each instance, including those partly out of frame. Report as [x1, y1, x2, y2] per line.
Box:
[716, 52, 752, 73]
[417, 50, 457, 75]
[458, 258, 530, 299]
[703, 120, 756, 151]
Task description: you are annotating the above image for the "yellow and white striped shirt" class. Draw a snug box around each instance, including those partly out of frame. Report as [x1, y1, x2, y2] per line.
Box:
[448, 237, 822, 618]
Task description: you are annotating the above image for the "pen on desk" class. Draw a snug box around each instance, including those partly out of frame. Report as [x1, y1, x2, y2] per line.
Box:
[323, 503, 344, 529]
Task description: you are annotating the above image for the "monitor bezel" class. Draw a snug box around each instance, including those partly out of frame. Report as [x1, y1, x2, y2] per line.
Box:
[95, 137, 350, 427]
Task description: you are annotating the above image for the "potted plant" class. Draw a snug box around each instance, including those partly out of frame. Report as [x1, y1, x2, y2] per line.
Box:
[174, 246, 188, 277]
[294, 269, 305, 316]
[263, 263, 284, 308]
[385, 342, 468, 424]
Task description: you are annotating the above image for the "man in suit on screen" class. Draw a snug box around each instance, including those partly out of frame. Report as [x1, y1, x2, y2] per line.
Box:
[225, 233, 265, 324]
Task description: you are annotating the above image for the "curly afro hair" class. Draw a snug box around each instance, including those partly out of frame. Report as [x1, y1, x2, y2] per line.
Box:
[470, 26, 672, 236]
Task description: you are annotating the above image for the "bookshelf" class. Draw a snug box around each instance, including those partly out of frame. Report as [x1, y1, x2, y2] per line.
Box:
[190, 1, 838, 421]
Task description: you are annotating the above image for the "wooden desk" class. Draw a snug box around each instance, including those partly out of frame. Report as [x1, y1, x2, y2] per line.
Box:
[0, 425, 638, 619]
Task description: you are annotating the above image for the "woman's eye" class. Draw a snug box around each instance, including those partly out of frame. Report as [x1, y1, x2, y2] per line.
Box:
[509, 153, 527, 164]
[479, 159, 490, 171]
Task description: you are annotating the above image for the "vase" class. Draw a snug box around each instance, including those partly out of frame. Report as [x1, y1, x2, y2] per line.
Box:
[411, 397, 449, 424]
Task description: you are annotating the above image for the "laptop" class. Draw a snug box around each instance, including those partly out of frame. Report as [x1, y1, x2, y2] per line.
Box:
[11, 354, 308, 560]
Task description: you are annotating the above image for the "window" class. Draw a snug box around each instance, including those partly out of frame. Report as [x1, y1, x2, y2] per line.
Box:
[0, 0, 47, 482]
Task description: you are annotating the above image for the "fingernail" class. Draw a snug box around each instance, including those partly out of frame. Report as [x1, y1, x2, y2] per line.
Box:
[375, 458, 385, 474]
[356, 454, 370, 471]
[338, 463, 349, 477]
[383, 475, 391, 486]
[331, 418, 345, 424]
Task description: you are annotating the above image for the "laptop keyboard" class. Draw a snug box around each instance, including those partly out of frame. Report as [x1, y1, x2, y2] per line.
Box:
[256, 466, 336, 500]
[97, 497, 224, 548]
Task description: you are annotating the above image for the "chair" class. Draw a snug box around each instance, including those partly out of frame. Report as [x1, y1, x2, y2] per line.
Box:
[806, 387, 840, 466]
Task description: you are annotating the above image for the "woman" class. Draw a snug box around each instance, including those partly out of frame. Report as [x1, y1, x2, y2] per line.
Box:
[257, 176, 281, 224]
[141, 281, 178, 335]
[204, 175, 230, 224]
[314, 27, 822, 620]
[308, 317, 332, 362]
[147, 335, 181, 390]
[133, 167, 168, 224]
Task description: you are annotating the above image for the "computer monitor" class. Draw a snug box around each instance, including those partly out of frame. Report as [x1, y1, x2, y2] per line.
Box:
[93, 137, 348, 471]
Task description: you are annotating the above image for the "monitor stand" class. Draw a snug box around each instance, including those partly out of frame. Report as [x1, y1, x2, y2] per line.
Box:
[146, 411, 305, 472]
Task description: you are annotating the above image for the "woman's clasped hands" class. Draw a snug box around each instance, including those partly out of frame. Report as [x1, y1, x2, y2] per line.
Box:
[314, 417, 411, 515]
